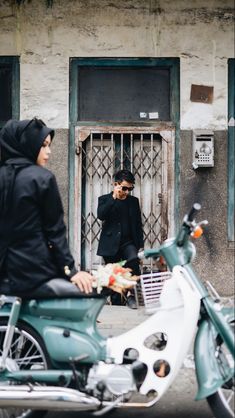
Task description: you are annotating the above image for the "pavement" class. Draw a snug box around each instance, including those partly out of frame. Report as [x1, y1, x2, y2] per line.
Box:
[97, 304, 147, 337]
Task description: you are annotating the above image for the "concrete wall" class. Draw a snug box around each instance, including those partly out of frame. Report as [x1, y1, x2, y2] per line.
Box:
[0, 0, 234, 128]
[47, 129, 69, 222]
[0, 0, 234, 293]
[180, 130, 234, 295]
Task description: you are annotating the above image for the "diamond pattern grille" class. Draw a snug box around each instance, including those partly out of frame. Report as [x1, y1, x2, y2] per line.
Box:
[79, 132, 165, 270]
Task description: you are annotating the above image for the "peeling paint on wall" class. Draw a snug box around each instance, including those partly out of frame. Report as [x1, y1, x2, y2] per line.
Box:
[0, 0, 234, 128]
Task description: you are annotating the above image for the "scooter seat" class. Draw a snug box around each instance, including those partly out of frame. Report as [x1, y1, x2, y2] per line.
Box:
[0, 278, 104, 300]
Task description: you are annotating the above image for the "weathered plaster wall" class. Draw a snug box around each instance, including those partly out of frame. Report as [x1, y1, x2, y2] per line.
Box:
[0, 0, 234, 128]
[47, 129, 69, 222]
[180, 131, 234, 295]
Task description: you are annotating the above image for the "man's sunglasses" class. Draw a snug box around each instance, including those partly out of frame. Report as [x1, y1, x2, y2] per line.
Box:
[121, 186, 134, 192]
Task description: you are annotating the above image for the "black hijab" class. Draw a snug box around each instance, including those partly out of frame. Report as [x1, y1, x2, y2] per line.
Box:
[0, 118, 55, 216]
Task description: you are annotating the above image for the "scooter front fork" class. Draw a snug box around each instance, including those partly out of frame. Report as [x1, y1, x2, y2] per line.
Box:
[0, 296, 22, 370]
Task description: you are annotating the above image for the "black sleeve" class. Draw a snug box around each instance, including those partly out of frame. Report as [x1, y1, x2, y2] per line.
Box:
[39, 172, 77, 279]
[97, 194, 117, 221]
[136, 198, 144, 248]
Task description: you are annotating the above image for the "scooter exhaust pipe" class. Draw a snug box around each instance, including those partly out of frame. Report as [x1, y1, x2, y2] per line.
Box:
[0, 385, 101, 411]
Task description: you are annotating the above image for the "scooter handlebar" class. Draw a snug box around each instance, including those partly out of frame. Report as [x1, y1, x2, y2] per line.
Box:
[138, 248, 160, 259]
[139, 203, 203, 258]
[187, 203, 201, 222]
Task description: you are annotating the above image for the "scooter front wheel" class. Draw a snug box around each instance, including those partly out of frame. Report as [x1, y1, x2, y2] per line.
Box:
[0, 318, 50, 418]
[207, 387, 234, 418]
[206, 322, 234, 418]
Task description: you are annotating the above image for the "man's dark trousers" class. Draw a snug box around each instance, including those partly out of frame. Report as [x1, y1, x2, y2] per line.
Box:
[103, 242, 141, 305]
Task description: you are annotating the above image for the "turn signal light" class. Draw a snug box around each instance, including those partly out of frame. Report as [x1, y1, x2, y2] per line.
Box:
[191, 225, 203, 239]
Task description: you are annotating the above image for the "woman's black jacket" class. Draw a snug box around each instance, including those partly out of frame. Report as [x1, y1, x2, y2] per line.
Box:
[0, 165, 75, 294]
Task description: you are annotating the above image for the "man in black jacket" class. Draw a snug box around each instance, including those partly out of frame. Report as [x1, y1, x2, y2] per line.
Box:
[97, 170, 144, 309]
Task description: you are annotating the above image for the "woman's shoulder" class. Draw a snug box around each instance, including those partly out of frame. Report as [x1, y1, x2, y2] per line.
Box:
[18, 165, 55, 184]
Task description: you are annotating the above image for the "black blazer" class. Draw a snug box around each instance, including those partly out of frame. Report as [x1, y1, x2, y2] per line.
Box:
[97, 193, 144, 257]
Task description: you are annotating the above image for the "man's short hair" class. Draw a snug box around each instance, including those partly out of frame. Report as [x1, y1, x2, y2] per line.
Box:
[114, 170, 135, 184]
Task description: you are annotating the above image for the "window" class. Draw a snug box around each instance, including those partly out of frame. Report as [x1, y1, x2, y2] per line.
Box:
[0, 57, 20, 128]
[77, 66, 170, 122]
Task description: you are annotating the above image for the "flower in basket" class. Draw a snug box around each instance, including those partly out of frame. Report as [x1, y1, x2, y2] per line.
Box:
[92, 262, 139, 294]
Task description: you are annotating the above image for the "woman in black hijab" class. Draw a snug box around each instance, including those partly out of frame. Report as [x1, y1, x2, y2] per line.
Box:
[0, 118, 93, 297]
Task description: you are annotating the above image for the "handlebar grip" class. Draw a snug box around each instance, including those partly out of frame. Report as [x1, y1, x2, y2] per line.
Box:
[188, 203, 201, 222]
[142, 249, 160, 259]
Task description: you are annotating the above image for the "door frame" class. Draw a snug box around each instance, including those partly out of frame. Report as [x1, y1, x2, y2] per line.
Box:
[73, 125, 175, 269]
[69, 58, 180, 256]
[228, 58, 234, 244]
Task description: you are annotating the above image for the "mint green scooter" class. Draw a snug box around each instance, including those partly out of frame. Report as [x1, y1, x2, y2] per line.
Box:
[0, 204, 234, 418]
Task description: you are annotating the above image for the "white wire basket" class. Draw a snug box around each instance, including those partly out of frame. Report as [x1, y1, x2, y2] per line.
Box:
[139, 271, 172, 314]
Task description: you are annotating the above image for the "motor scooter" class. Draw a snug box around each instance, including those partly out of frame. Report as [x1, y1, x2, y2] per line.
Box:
[0, 204, 234, 418]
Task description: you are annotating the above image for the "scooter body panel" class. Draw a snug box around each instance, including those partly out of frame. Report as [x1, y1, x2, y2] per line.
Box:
[0, 297, 107, 365]
[43, 325, 102, 363]
[106, 266, 201, 400]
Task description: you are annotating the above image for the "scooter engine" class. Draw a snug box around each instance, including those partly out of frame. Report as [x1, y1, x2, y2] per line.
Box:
[86, 361, 136, 400]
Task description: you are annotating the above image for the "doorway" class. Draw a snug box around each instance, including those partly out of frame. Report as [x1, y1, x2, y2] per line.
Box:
[73, 126, 174, 270]
[69, 58, 180, 269]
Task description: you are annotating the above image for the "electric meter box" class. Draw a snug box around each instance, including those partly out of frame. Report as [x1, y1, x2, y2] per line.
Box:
[192, 130, 214, 168]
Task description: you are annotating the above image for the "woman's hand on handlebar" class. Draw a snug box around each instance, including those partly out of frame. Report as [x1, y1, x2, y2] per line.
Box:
[70, 271, 94, 294]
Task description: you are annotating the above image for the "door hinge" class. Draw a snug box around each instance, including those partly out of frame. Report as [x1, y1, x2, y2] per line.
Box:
[75, 144, 81, 155]
[158, 193, 163, 204]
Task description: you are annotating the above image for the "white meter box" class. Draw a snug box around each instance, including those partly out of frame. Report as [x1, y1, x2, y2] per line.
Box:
[192, 130, 214, 168]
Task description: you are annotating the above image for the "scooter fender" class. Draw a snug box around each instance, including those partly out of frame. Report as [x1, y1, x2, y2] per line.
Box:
[195, 317, 234, 400]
